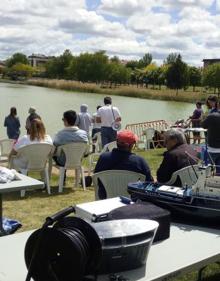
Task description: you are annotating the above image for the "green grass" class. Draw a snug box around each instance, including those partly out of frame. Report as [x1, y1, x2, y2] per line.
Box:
[3, 148, 220, 281]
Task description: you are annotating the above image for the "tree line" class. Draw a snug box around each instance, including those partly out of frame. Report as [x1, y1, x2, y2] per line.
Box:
[1, 50, 220, 95]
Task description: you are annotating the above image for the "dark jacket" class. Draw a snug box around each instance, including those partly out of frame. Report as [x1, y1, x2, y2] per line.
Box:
[94, 148, 153, 199]
[4, 115, 20, 139]
[157, 143, 198, 185]
[95, 148, 152, 179]
[202, 112, 220, 148]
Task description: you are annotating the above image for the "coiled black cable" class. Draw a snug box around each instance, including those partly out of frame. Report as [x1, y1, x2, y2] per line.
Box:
[25, 216, 102, 281]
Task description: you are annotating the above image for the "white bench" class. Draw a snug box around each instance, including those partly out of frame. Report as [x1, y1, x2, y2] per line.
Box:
[0, 223, 220, 281]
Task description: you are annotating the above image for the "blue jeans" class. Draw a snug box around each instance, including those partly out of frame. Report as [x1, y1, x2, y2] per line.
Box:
[209, 152, 220, 175]
[101, 127, 117, 147]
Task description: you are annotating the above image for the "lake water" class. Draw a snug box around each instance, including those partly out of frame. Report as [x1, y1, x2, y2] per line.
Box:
[0, 82, 195, 138]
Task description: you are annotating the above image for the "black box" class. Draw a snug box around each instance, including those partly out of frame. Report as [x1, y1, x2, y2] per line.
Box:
[106, 201, 170, 242]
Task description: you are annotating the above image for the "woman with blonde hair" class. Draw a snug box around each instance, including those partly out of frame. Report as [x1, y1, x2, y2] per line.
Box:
[9, 119, 52, 169]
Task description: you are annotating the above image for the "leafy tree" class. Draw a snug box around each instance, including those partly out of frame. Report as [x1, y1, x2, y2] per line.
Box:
[6, 53, 29, 67]
[188, 66, 202, 92]
[66, 56, 78, 80]
[90, 51, 108, 83]
[45, 49, 73, 79]
[110, 56, 120, 64]
[107, 62, 131, 86]
[166, 54, 189, 95]
[126, 60, 139, 70]
[132, 68, 145, 87]
[138, 53, 152, 68]
[6, 63, 35, 80]
[74, 53, 95, 82]
[203, 63, 220, 95]
[157, 65, 169, 89]
[143, 63, 158, 88]
[164, 53, 179, 65]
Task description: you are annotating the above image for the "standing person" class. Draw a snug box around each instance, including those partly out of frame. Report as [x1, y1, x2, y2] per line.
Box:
[92, 105, 102, 137]
[189, 101, 203, 144]
[4, 107, 20, 139]
[26, 106, 41, 132]
[76, 104, 92, 135]
[96, 96, 121, 147]
[202, 111, 220, 175]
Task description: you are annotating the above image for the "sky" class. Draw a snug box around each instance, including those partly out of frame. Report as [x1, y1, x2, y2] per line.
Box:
[0, 0, 220, 65]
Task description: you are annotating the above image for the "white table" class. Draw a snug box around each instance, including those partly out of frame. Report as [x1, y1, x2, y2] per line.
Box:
[0, 223, 220, 281]
[0, 174, 43, 235]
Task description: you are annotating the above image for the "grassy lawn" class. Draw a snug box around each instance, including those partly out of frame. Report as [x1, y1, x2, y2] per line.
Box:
[3, 148, 220, 281]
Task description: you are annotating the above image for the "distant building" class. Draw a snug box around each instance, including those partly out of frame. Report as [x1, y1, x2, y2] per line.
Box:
[28, 54, 54, 67]
[203, 58, 220, 68]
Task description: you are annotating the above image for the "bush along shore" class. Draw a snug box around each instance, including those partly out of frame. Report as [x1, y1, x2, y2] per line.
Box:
[26, 78, 209, 104]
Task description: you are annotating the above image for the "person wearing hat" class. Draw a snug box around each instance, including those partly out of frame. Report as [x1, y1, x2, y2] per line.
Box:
[75, 104, 92, 135]
[26, 106, 41, 132]
[94, 129, 153, 199]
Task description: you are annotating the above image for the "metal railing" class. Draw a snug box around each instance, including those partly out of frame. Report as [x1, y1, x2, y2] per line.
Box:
[125, 120, 169, 143]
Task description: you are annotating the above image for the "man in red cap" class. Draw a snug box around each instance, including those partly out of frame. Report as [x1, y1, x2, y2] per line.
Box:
[94, 129, 153, 199]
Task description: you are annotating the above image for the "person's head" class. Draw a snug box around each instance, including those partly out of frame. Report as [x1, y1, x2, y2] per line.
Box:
[28, 106, 36, 114]
[10, 107, 17, 117]
[29, 119, 46, 141]
[97, 105, 101, 111]
[196, 101, 202, 109]
[80, 104, 88, 113]
[104, 96, 112, 105]
[206, 95, 218, 109]
[62, 110, 77, 127]
[116, 130, 138, 152]
[164, 129, 186, 151]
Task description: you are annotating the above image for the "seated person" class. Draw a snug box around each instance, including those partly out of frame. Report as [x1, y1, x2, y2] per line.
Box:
[53, 110, 88, 166]
[9, 119, 52, 169]
[94, 129, 153, 199]
[157, 129, 198, 185]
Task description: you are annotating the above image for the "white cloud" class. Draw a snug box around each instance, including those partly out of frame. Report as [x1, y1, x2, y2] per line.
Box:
[0, 0, 219, 66]
[99, 0, 152, 17]
[59, 9, 135, 39]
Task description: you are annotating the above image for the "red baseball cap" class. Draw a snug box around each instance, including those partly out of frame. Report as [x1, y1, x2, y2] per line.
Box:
[117, 130, 138, 145]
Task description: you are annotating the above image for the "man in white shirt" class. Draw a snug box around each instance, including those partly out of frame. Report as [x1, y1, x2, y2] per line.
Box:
[96, 97, 121, 147]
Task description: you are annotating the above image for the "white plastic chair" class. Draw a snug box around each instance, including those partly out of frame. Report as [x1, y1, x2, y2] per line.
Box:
[9, 143, 54, 197]
[88, 141, 117, 175]
[143, 128, 155, 150]
[166, 165, 200, 187]
[92, 170, 146, 200]
[55, 142, 88, 192]
[0, 139, 15, 164]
